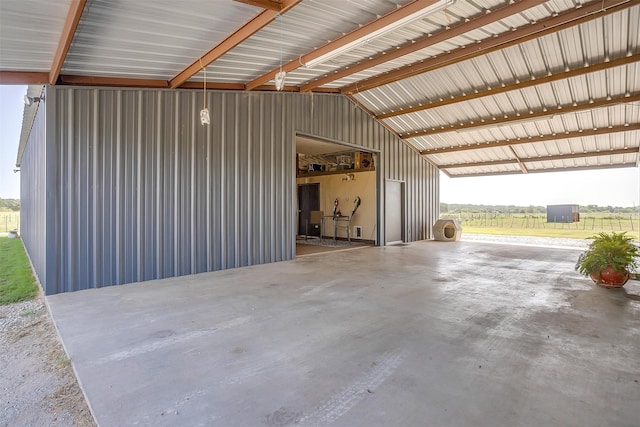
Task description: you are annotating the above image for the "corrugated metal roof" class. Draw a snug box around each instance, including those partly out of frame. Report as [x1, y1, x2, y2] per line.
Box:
[196, 0, 412, 84]
[0, 0, 72, 71]
[63, 0, 261, 79]
[4, 0, 639, 176]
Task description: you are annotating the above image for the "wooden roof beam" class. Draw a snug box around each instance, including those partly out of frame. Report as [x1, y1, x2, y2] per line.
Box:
[59, 75, 170, 88]
[378, 54, 640, 119]
[0, 71, 49, 84]
[169, 0, 301, 89]
[420, 124, 640, 155]
[302, 0, 545, 92]
[50, 0, 86, 85]
[234, 0, 284, 11]
[440, 159, 519, 169]
[509, 146, 528, 173]
[523, 147, 639, 163]
[440, 147, 639, 169]
[245, 0, 445, 91]
[402, 94, 640, 139]
[341, 0, 638, 94]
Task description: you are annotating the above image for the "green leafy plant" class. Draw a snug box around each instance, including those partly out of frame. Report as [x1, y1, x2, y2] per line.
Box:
[575, 232, 639, 277]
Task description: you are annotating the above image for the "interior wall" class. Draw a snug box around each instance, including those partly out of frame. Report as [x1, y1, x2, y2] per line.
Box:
[28, 86, 438, 294]
[296, 171, 376, 241]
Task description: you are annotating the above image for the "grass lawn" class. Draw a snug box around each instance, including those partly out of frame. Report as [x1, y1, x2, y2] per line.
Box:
[0, 237, 38, 305]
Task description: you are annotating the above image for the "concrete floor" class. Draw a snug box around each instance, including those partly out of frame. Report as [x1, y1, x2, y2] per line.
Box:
[47, 241, 640, 427]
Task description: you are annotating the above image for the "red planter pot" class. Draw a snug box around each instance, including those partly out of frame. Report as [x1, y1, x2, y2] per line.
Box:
[590, 265, 630, 288]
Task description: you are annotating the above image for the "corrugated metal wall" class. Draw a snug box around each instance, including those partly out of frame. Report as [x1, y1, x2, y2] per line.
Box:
[31, 87, 438, 294]
[20, 95, 48, 286]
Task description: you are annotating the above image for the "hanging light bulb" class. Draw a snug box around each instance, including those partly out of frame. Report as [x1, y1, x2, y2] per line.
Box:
[200, 108, 210, 125]
[200, 59, 210, 125]
[275, 13, 286, 91]
[274, 70, 286, 91]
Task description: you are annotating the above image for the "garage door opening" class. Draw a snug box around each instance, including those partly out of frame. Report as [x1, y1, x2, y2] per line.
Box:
[295, 134, 378, 256]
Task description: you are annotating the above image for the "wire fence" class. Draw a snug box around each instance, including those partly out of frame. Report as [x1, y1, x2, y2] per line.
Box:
[445, 212, 638, 232]
[0, 213, 20, 233]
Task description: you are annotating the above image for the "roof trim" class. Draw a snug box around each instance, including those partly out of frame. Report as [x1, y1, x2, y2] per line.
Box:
[16, 85, 45, 167]
[341, 0, 637, 94]
[377, 54, 640, 119]
[420, 124, 640, 155]
[169, 0, 302, 89]
[302, 0, 545, 92]
[402, 94, 640, 139]
[49, 0, 86, 85]
[246, 0, 449, 90]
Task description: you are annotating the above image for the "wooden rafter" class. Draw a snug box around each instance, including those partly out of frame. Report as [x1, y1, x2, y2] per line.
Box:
[50, 0, 86, 85]
[346, 93, 443, 170]
[0, 72, 49, 84]
[301, 0, 544, 93]
[420, 124, 640, 155]
[378, 54, 640, 119]
[441, 159, 520, 169]
[245, 0, 444, 91]
[234, 0, 284, 11]
[401, 94, 640, 139]
[447, 162, 638, 177]
[341, 0, 637, 94]
[509, 146, 528, 173]
[440, 148, 639, 169]
[59, 75, 170, 88]
[169, 0, 301, 89]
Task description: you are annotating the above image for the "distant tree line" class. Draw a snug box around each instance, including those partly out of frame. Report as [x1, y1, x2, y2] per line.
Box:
[441, 203, 638, 214]
[0, 198, 20, 211]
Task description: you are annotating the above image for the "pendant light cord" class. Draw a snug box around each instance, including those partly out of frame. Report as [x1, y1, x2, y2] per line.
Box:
[279, 13, 283, 72]
[200, 58, 206, 109]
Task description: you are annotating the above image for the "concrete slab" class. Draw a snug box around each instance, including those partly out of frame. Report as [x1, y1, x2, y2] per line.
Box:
[47, 241, 640, 427]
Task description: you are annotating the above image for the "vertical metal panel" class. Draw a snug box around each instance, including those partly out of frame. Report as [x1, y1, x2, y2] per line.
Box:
[35, 87, 438, 293]
[20, 94, 47, 290]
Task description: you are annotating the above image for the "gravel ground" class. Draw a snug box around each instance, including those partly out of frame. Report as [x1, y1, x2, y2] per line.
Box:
[0, 292, 95, 427]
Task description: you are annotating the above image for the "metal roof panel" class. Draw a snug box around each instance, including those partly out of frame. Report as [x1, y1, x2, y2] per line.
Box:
[0, 0, 72, 71]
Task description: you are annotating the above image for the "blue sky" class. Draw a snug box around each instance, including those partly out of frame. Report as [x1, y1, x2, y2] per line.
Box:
[0, 85, 23, 199]
[1, 84, 639, 206]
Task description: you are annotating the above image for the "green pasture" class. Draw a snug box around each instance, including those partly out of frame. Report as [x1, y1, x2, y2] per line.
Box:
[447, 212, 640, 241]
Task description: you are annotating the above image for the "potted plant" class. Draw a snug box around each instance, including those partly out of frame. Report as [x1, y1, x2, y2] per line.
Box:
[575, 231, 639, 288]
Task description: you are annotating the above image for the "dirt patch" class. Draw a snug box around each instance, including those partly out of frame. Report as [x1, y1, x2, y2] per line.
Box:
[0, 292, 95, 427]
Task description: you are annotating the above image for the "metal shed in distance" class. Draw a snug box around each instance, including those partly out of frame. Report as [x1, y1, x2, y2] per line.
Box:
[547, 205, 580, 223]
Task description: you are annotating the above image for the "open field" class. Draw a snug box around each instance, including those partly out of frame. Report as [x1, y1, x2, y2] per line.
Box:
[0, 212, 19, 233]
[446, 212, 640, 241]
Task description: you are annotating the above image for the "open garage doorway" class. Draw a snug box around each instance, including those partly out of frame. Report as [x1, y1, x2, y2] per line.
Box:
[295, 134, 378, 257]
